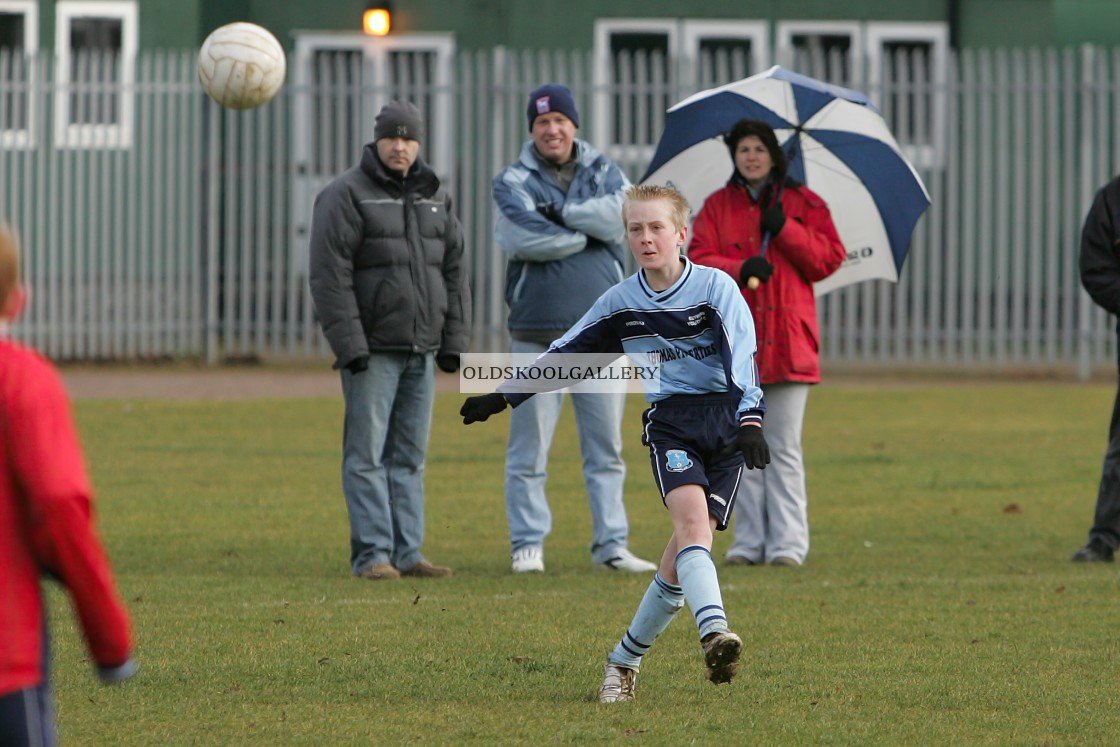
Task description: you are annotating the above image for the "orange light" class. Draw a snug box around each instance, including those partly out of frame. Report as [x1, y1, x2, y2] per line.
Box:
[363, 8, 391, 36]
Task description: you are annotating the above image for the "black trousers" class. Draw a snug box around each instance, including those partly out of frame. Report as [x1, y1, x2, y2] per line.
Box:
[1089, 323, 1120, 549]
[0, 683, 55, 747]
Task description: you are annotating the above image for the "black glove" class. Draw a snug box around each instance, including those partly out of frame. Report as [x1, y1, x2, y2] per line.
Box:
[436, 353, 460, 373]
[737, 425, 771, 470]
[739, 256, 774, 287]
[461, 393, 509, 424]
[536, 202, 565, 226]
[346, 355, 370, 374]
[760, 202, 786, 236]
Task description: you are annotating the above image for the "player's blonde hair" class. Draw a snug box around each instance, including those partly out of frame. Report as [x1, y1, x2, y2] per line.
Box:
[622, 184, 691, 231]
[0, 223, 18, 313]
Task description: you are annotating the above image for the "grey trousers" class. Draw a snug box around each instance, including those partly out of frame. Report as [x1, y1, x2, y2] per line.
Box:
[727, 382, 811, 564]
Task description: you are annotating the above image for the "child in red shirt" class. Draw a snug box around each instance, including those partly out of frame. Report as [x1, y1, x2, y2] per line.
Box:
[0, 224, 137, 746]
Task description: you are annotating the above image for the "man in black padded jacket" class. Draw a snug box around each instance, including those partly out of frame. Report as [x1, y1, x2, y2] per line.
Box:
[310, 101, 470, 580]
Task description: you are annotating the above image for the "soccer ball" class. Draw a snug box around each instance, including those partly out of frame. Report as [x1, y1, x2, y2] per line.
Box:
[198, 22, 286, 110]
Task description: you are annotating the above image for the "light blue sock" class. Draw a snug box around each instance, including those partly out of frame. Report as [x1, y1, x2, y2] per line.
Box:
[606, 574, 685, 670]
[675, 545, 729, 640]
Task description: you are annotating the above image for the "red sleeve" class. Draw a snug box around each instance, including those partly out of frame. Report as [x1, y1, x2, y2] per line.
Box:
[769, 188, 847, 283]
[8, 357, 133, 667]
[688, 190, 747, 280]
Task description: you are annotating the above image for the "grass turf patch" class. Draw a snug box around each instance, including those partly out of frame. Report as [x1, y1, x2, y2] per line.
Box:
[42, 383, 1120, 745]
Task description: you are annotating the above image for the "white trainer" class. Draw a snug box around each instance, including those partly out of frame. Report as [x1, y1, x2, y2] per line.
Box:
[511, 546, 544, 573]
[594, 547, 657, 572]
[598, 663, 637, 703]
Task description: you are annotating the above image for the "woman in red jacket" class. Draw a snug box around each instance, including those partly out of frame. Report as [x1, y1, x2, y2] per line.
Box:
[688, 119, 846, 568]
[0, 225, 137, 746]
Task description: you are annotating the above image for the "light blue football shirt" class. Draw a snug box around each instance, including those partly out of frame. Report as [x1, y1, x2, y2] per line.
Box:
[500, 257, 765, 425]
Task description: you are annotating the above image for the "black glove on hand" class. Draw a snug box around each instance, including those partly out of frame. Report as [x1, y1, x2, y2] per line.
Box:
[436, 353, 460, 373]
[760, 202, 786, 236]
[739, 256, 774, 287]
[737, 425, 771, 470]
[536, 202, 565, 226]
[346, 355, 370, 374]
[461, 393, 508, 424]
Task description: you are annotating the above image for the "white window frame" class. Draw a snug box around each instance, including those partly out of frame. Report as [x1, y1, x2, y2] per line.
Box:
[681, 20, 770, 83]
[593, 18, 767, 163]
[775, 20, 863, 87]
[53, 0, 137, 149]
[0, 0, 37, 149]
[292, 31, 455, 179]
[865, 22, 948, 169]
[290, 31, 455, 272]
[592, 18, 674, 161]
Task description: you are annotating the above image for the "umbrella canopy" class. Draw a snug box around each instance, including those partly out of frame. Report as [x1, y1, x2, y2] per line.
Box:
[642, 65, 931, 295]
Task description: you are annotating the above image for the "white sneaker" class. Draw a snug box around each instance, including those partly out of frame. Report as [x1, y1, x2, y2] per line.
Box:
[594, 548, 658, 572]
[511, 546, 544, 573]
[598, 662, 637, 703]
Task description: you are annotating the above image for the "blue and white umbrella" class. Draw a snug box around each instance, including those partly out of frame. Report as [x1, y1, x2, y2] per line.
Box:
[642, 65, 931, 295]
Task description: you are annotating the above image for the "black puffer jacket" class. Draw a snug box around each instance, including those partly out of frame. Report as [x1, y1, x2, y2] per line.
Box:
[1081, 175, 1120, 317]
[309, 144, 470, 369]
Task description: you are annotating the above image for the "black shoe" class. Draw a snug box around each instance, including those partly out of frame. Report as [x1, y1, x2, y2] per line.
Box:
[1072, 539, 1114, 563]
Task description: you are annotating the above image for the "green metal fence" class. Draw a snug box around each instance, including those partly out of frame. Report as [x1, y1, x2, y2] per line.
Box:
[0, 46, 1117, 377]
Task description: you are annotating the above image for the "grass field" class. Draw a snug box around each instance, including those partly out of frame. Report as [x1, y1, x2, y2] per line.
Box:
[43, 382, 1120, 745]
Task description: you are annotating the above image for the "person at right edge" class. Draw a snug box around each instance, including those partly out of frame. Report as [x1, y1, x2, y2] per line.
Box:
[1072, 175, 1120, 563]
[688, 118, 846, 568]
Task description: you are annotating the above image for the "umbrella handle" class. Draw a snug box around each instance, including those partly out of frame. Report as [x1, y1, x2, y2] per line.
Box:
[757, 183, 784, 260]
[740, 184, 785, 293]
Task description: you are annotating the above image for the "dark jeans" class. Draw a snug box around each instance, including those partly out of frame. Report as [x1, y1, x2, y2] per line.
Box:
[1089, 324, 1120, 549]
[0, 683, 55, 747]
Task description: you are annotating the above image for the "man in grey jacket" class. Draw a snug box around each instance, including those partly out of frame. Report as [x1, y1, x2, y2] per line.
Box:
[491, 83, 657, 574]
[310, 101, 470, 580]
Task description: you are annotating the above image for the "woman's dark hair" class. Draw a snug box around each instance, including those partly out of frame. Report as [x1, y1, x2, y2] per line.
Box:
[723, 118, 787, 185]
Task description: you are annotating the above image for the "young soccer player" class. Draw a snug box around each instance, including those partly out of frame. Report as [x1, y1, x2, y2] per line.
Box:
[0, 224, 137, 745]
[461, 184, 770, 702]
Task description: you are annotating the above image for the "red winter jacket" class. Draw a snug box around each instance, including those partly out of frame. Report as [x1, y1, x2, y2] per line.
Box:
[688, 178, 846, 384]
[0, 339, 133, 696]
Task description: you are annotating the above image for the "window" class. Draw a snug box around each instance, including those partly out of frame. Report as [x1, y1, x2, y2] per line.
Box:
[775, 21, 862, 87]
[866, 23, 948, 168]
[0, 0, 36, 148]
[682, 21, 769, 89]
[293, 33, 454, 180]
[290, 32, 455, 264]
[54, 1, 137, 148]
[593, 19, 767, 165]
[593, 19, 675, 160]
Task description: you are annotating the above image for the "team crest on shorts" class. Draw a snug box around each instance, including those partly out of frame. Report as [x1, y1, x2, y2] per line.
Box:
[665, 449, 693, 473]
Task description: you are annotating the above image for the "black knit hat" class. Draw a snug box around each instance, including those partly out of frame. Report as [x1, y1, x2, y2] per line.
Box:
[526, 84, 580, 131]
[374, 100, 423, 142]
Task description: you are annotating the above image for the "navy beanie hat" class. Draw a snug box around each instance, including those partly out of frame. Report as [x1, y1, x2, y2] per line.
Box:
[526, 84, 580, 131]
[374, 100, 424, 143]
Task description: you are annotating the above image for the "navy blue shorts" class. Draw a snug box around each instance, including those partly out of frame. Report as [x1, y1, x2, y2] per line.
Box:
[0, 682, 56, 747]
[641, 393, 744, 531]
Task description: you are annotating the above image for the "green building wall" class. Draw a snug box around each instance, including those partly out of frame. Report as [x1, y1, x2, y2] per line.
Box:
[1053, 0, 1120, 46]
[32, 0, 1118, 51]
[223, 0, 953, 51]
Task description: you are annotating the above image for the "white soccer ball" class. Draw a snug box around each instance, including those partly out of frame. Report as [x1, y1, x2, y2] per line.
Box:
[198, 22, 286, 110]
